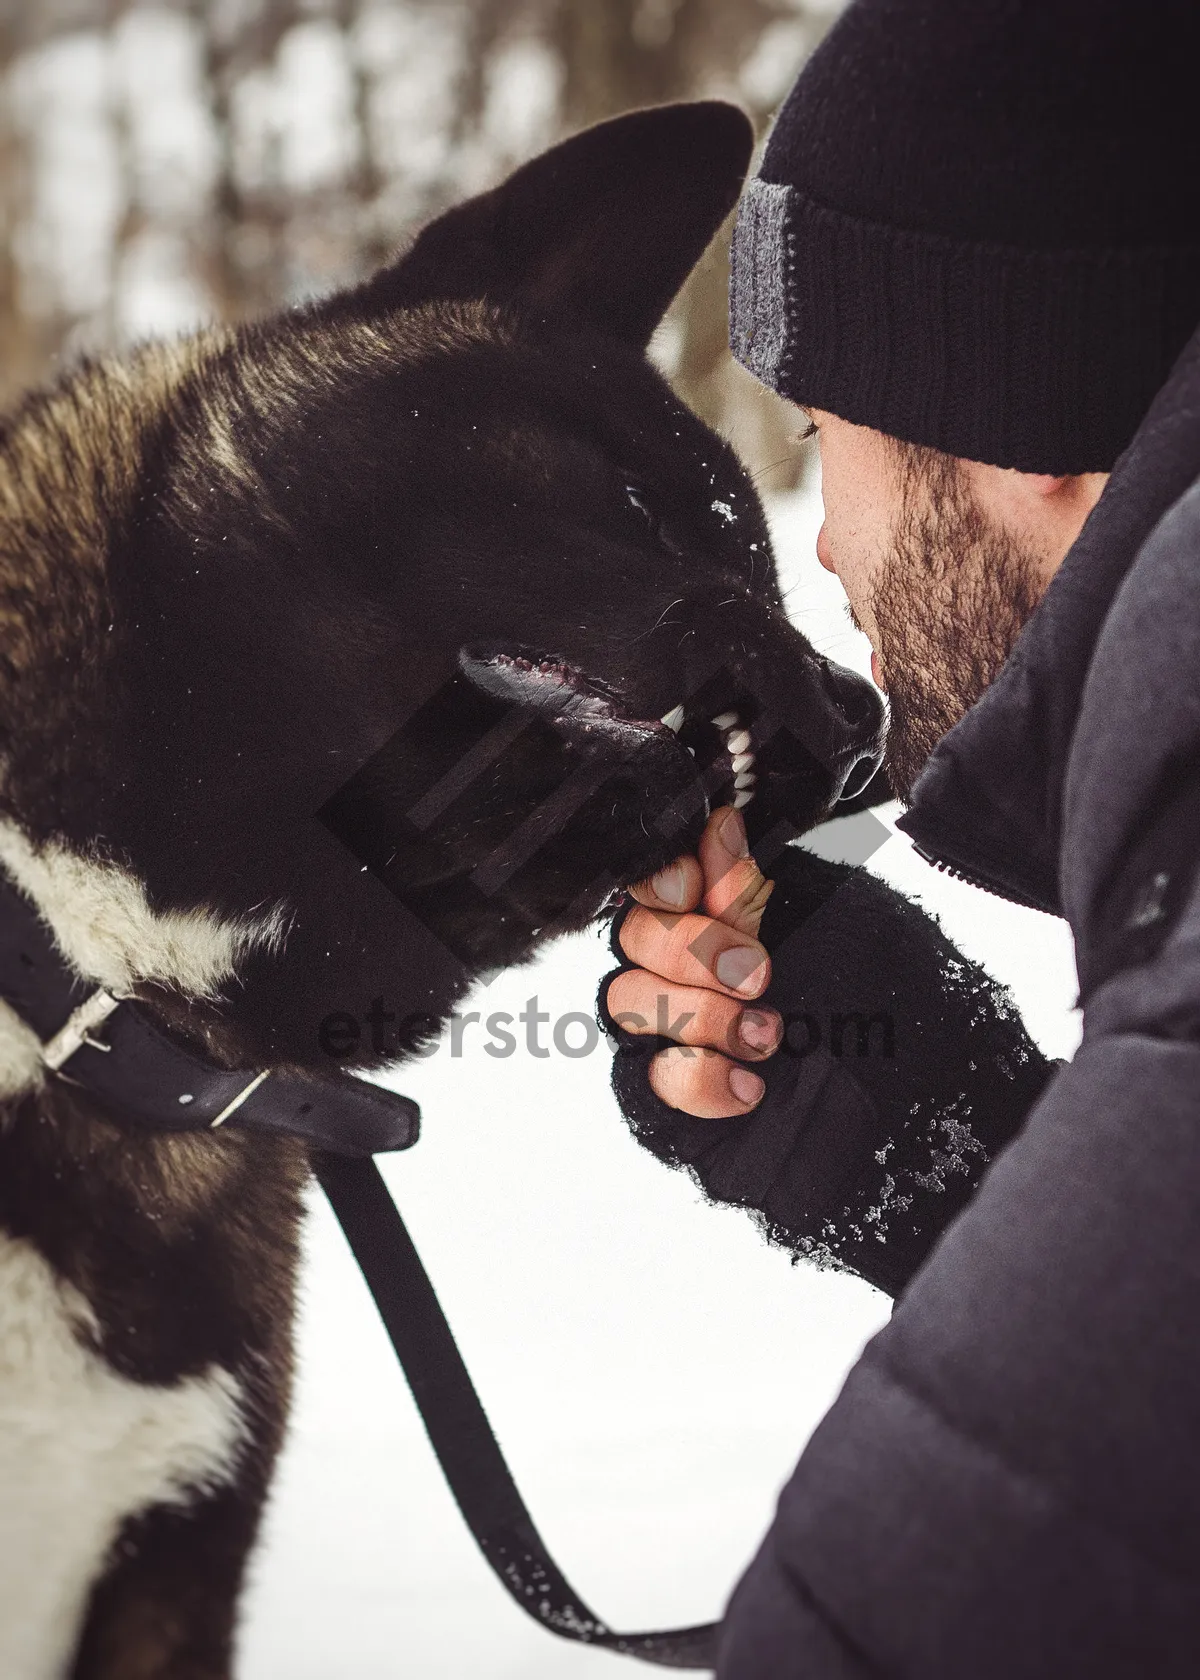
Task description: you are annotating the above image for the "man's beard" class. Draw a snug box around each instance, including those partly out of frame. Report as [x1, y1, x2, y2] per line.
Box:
[870, 447, 1045, 801]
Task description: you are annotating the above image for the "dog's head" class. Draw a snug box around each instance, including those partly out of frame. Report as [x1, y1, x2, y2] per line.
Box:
[11, 103, 882, 1069]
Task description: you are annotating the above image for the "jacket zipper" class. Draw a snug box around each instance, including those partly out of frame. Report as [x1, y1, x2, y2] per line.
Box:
[908, 843, 1053, 913]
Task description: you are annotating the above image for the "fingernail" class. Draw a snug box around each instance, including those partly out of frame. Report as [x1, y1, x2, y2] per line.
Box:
[715, 945, 766, 996]
[729, 1067, 764, 1106]
[739, 1011, 780, 1052]
[650, 863, 687, 907]
[719, 807, 749, 858]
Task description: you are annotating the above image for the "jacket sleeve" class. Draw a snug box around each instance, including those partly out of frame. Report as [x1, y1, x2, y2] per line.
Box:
[717, 951, 1200, 1677]
[600, 844, 1056, 1298]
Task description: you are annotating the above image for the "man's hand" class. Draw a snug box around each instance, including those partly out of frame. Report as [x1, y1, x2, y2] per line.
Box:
[606, 806, 781, 1119]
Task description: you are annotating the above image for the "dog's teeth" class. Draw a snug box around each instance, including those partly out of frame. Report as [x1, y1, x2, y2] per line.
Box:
[711, 711, 739, 729]
[734, 771, 756, 790]
[725, 728, 751, 755]
[733, 788, 754, 809]
[660, 704, 686, 732]
[732, 751, 755, 773]
[687, 746, 696, 757]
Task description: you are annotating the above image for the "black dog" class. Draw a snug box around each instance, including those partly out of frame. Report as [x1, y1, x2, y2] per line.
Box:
[0, 102, 881, 1677]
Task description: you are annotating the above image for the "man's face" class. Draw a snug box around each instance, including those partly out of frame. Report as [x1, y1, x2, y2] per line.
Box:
[807, 409, 1106, 797]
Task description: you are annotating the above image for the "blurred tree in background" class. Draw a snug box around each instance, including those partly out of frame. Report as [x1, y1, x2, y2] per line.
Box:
[0, 0, 843, 484]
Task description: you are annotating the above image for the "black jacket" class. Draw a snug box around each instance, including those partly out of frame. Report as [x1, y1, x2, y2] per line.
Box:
[604, 324, 1200, 1675]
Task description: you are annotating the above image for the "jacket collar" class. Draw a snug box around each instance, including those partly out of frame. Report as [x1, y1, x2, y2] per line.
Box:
[896, 322, 1200, 920]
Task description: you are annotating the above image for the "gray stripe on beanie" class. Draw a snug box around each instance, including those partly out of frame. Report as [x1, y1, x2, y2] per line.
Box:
[729, 178, 792, 390]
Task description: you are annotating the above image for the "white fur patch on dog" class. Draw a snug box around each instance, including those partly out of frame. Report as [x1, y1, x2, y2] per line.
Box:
[0, 1233, 245, 1680]
[0, 998, 45, 1100]
[0, 820, 288, 1002]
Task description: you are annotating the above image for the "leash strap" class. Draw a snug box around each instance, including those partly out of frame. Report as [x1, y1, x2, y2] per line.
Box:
[315, 1152, 721, 1670]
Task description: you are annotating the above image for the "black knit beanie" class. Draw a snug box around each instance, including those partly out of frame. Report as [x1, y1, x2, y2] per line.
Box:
[730, 0, 1200, 473]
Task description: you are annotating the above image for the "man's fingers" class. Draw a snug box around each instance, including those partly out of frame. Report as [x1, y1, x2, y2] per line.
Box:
[618, 904, 770, 999]
[648, 1045, 765, 1119]
[628, 853, 704, 913]
[612, 808, 779, 1120]
[699, 806, 775, 936]
[607, 969, 782, 1060]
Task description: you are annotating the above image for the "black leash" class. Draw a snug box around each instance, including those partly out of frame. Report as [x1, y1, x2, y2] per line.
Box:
[316, 1151, 720, 1669]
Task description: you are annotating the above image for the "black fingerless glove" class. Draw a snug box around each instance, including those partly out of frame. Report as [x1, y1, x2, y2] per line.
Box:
[599, 846, 1058, 1298]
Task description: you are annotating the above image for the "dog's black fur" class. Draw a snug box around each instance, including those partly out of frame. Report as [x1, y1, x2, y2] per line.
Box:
[0, 103, 881, 1677]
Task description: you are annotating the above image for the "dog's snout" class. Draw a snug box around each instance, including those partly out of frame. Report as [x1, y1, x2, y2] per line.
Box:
[818, 658, 881, 738]
[839, 752, 880, 802]
[812, 657, 885, 804]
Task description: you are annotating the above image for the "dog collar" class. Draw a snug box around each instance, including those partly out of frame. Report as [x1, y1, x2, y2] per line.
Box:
[0, 867, 419, 1157]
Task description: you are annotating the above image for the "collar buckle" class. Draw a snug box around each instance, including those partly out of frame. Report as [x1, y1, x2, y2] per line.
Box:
[41, 989, 124, 1074]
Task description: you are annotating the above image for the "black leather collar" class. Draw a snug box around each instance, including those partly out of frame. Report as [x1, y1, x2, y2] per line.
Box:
[0, 867, 419, 1157]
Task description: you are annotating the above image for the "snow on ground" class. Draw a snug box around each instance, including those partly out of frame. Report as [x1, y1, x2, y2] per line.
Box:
[239, 483, 1081, 1678]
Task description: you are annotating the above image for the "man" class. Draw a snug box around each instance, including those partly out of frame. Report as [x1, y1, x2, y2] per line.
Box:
[600, 1, 1200, 1672]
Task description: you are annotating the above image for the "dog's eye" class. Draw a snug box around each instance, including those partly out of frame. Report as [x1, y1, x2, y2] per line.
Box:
[624, 483, 683, 555]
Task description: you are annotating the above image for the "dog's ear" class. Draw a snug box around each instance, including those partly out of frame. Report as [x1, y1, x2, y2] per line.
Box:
[354, 102, 754, 347]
